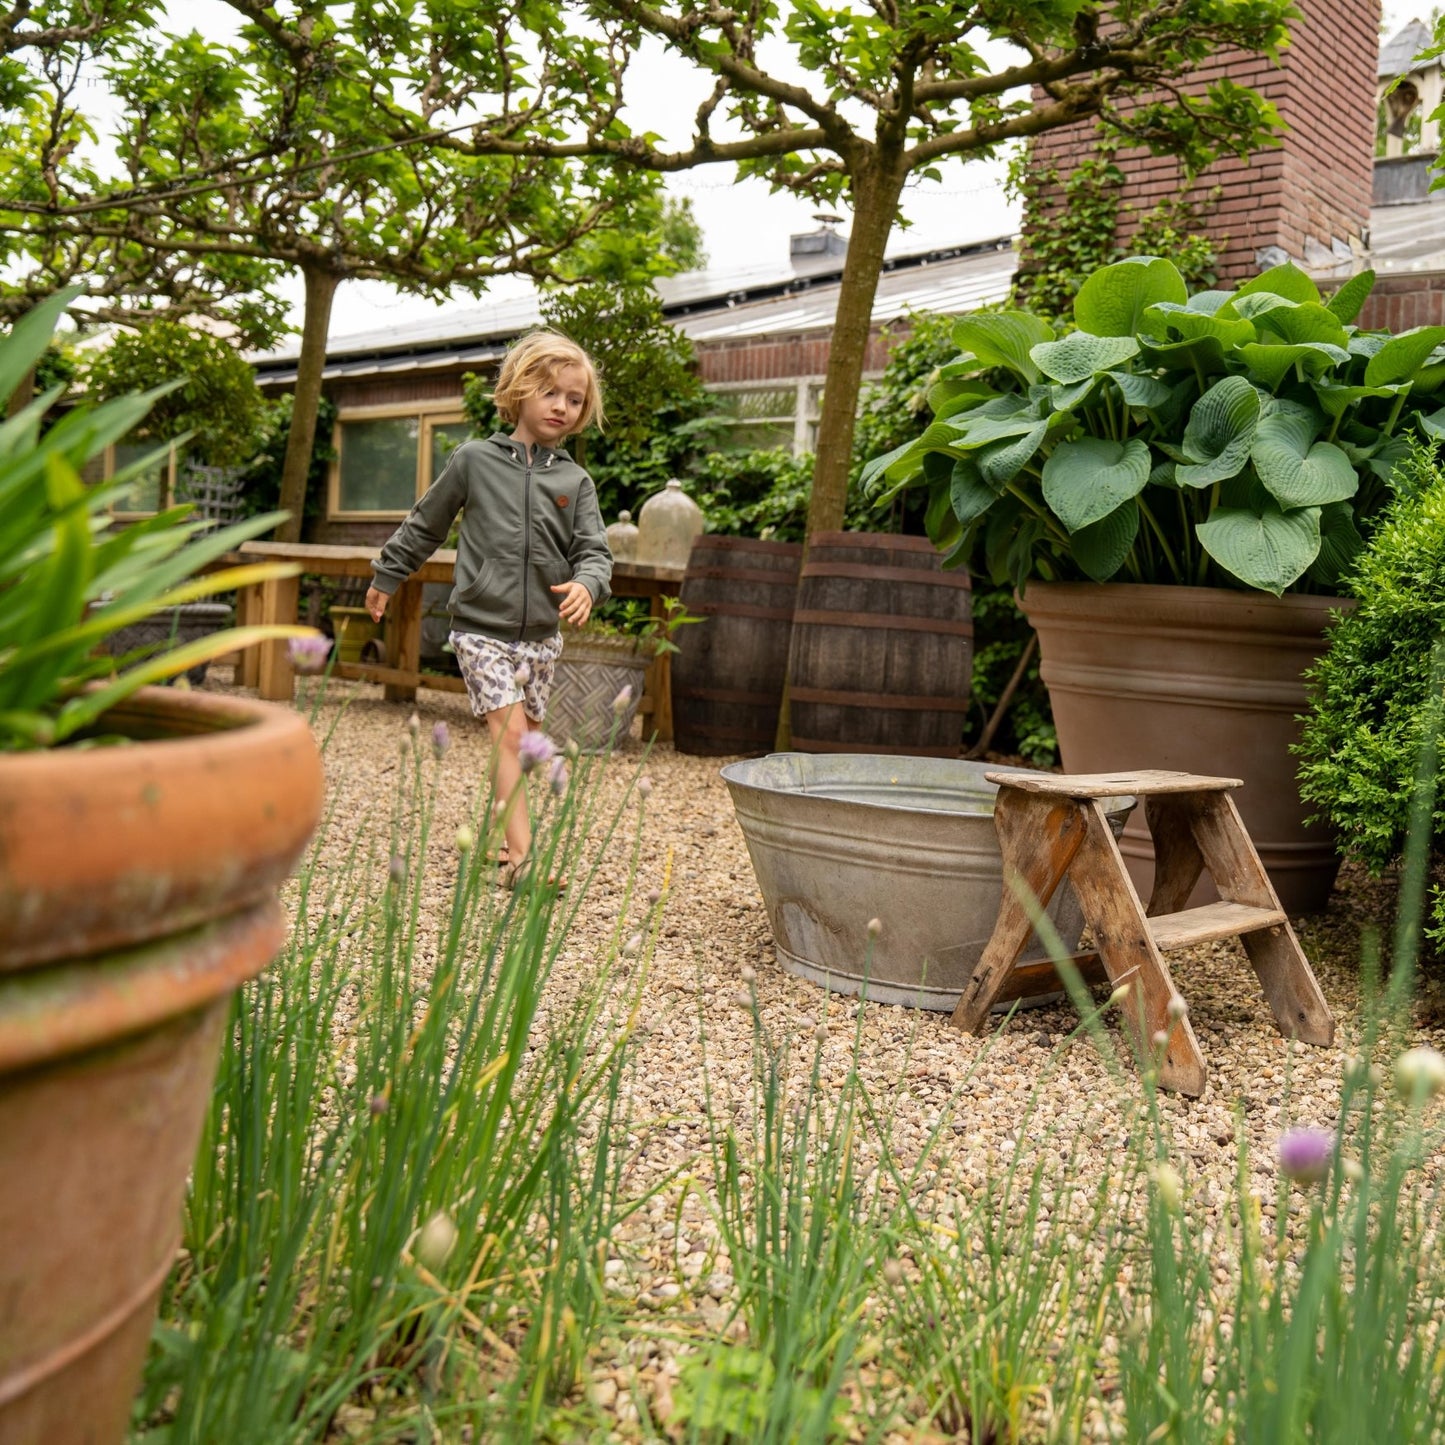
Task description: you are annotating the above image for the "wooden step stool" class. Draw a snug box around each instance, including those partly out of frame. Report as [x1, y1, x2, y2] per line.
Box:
[951, 770, 1335, 1096]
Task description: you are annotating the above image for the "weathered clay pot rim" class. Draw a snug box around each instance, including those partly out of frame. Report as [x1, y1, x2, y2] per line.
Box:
[0, 899, 281, 1075]
[0, 686, 323, 973]
[564, 632, 656, 661]
[1018, 580, 1353, 630]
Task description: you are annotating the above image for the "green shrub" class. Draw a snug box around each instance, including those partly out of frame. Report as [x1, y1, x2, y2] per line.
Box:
[83, 317, 265, 468]
[1297, 439, 1445, 939]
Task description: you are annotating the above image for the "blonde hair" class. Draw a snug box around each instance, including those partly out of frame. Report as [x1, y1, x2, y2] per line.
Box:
[492, 330, 605, 434]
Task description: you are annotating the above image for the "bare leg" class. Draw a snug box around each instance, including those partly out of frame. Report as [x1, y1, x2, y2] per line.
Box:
[485, 703, 541, 868]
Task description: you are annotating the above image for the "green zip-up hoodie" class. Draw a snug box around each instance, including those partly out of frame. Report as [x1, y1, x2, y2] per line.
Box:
[371, 433, 612, 643]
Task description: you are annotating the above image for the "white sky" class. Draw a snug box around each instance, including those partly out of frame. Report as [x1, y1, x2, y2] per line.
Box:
[149, 2, 1435, 341]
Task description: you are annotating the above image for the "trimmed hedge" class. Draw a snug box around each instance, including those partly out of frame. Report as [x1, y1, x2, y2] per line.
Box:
[1297, 440, 1445, 939]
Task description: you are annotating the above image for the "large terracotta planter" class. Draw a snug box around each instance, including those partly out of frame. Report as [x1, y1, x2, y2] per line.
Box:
[1017, 583, 1351, 915]
[0, 688, 323, 1443]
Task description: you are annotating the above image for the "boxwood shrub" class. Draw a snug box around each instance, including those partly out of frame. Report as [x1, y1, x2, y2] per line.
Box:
[1297, 439, 1445, 940]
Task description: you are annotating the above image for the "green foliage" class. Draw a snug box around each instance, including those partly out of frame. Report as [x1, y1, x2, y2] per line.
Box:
[1297, 440, 1445, 939]
[83, 319, 266, 468]
[137, 734, 649, 1442]
[685, 446, 823, 541]
[463, 284, 722, 521]
[1011, 132, 1220, 323]
[239, 393, 338, 522]
[848, 310, 1056, 761]
[867, 257, 1445, 595]
[0, 291, 308, 749]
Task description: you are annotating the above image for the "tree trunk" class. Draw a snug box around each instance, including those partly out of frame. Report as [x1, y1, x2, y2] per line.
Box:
[276, 266, 339, 543]
[804, 157, 909, 538]
[775, 157, 908, 748]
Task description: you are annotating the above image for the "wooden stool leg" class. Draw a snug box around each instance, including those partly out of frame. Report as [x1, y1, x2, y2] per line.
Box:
[1187, 793, 1335, 1046]
[1144, 794, 1206, 915]
[384, 579, 422, 704]
[255, 574, 300, 702]
[237, 582, 262, 689]
[1068, 801, 1208, 1096]
[951, 792, 1086, 1033]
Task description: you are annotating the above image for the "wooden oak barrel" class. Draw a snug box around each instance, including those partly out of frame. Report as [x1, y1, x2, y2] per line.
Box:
[671, 536, 803, 756]
[789, 532, 973, 757]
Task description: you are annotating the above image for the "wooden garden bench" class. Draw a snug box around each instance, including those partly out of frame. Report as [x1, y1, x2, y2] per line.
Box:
[225, 542, 684, 739]
[951, 770, 1335, 1096]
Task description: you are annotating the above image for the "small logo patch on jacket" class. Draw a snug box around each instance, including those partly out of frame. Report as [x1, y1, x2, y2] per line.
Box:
[556, 495, 569, 508]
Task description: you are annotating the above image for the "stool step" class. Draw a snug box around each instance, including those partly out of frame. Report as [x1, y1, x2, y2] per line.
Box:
[1146, 900, 1288, 952]
[984, 769, 1244, 798]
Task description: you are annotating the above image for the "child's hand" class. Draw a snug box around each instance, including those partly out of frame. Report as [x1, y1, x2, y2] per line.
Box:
[365, 586, 390, 623]
[552, 580, 593, 627]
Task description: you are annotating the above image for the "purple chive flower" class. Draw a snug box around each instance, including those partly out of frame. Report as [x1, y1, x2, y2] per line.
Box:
[548, 755, 568, 796]
[431, 721, 451, 759]
[518, 730, 558, 774]
[611, 684, 633, 714]
[1277, 1127, 1334, 1184]
[288, 634, 332, 675]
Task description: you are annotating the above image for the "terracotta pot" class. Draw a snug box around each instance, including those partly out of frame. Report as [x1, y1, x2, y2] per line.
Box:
[0, 688, 323, 1443]
[1017, 582, 1352, 916]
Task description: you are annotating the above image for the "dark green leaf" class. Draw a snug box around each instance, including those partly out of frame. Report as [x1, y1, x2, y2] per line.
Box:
[1041, 435, 1151, 532]
[1071, 499, 1140, 581]
[1074, 257, 1187, 336]
[1178, 375, 1261, 487]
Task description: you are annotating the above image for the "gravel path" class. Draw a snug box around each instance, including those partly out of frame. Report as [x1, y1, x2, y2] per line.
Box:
[224, 670, 1444, 1434]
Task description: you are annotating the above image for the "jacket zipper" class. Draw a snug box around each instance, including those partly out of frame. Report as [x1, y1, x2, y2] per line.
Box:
[518, 447, 533, 640]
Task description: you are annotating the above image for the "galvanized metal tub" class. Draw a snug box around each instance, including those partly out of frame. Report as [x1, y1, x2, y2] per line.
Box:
[721, 752, 1134, 1011]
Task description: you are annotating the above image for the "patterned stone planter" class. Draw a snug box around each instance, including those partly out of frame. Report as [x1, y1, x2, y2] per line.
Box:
[546, 632, 653, 753]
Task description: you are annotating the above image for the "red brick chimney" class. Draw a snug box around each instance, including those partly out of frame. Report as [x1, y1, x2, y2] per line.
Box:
[1023, 0, 1381, 283]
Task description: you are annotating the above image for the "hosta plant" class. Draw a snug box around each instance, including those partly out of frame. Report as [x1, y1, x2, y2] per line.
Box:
[0, 289, 314, 749]
[863, 257, 1445, 594]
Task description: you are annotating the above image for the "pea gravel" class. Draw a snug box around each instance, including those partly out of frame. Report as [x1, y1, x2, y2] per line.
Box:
[220, 670, 1445, 1438]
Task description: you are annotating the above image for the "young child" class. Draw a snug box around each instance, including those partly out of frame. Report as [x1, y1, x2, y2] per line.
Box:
[364, 331, 612, 887]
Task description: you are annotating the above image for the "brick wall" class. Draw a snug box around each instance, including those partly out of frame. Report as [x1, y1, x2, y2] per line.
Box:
[1024, 0, 1380, 281]
[695, 328, 893, 385]
[1357, 270, 1445, 330]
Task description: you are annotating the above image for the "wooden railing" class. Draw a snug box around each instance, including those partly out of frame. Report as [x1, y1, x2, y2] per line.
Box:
[229, 542, 684, 740]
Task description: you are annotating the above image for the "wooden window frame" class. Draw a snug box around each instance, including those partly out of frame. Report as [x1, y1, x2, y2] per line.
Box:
[327, 400, 468, 521]
[106, 440, 181, 520]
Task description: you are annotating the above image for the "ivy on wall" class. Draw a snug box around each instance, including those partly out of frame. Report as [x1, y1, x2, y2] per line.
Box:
[1010, 131, 1221, 322]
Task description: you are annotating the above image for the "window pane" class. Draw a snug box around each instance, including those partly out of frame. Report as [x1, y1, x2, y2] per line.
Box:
[429, 421, 468, 482]
[718, 420, 796, 453]
[112, 440, 165, 512]
[716, 387, 795, 421]
[338, 416, 419, 512]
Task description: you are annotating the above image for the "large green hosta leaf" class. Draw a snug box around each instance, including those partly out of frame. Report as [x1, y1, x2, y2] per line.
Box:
[950, 454, 1000, 526]
[1253, 302, 1349, 349]
[1313, 378, 1409, 418]
[1237, 341, 1348, 390]
[1177, 375, 1261, 487]
[1251, 405, 1358, 509]
[1364, 325, 1445, 387]
[1197, 502, 1321, 594]
[950, 311, 1056, 384]
[1306, 500, 1364, 587]
[1071, 500, 1140, 581]
[1326, 269, 1375, 324]
[977, 422, 1050, 488]
[1137, 333, 1228, 374]
[1030, 331, 1140, 383]
[1142, 302, 1255, 350]
[1041, 435, 1151, 533]
[1074, 256, 1188, 337]
[1109, 370, 1175, 410]
[1234, 262, 1321, 306]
